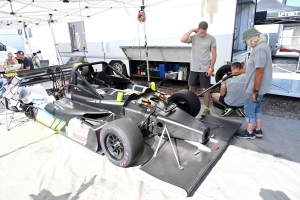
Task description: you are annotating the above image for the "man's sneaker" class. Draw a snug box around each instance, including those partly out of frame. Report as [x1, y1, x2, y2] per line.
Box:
[235, 130, 256, 139]
[235, 108, 245, 117]
[201, 108, 210, 118]
[253, 128, 263, 138]
[222, 108, 234, 117]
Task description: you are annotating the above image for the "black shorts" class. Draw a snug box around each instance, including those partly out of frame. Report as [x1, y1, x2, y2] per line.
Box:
[219, 95, 229, 107]
[219, 95, 243, 109]
[188, 71, 211, 88]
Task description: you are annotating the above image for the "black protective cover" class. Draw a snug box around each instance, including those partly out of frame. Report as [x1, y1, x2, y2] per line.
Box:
[140, 115, 242, 196]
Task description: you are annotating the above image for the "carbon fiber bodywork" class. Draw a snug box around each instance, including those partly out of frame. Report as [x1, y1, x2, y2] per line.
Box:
[33, 61, 210, 159]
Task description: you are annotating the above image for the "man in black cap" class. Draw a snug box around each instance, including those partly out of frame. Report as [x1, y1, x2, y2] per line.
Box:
[15, 50, 34, 71]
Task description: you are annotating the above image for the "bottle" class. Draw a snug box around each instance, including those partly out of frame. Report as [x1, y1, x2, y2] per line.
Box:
[137, 66, 141, 75]
[178, 70, 183, 80]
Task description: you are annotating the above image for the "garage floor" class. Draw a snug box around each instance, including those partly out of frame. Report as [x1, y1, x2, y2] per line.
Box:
[0, 103, 300, 200]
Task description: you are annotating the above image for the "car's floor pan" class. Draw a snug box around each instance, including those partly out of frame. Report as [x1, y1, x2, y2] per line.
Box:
[140, 115, 242, 196]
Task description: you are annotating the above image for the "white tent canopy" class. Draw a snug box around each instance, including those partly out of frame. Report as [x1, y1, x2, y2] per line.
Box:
[0, 0, 167, 28]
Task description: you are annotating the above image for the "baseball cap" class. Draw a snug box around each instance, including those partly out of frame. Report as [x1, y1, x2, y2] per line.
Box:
[15, 50, 24, 55]
[242, 28, 261, 42]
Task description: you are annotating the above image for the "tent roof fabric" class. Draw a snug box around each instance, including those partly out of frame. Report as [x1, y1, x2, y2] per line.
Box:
[0, 0, 164, 29]
[255, 0, 300, 25]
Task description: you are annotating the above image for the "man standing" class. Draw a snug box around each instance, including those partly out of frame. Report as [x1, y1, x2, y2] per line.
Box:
[234, 27, 272, 139]
[212, 62, 246, 117]
[181, 21, 217, 117]
[15, 51, 34, 71]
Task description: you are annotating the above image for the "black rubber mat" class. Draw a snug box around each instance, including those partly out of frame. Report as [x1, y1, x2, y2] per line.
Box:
[140, 115, 242, 196]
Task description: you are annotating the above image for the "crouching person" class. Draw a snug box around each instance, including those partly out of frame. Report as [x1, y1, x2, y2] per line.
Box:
[212, 62, 246, 117]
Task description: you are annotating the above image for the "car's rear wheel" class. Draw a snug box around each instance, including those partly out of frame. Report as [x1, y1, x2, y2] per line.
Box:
[100, 118, 144, 167]
[168, 89, 200, 117]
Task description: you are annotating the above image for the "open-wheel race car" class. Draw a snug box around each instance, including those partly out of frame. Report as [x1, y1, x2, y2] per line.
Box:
[20, 61, 209, 168]
[4, 61, 242, 195]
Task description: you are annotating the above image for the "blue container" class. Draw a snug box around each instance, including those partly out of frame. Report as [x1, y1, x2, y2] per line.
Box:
[167, 63, 173, 71]
[159, 64, 167, 78]
[173, 63, 180, 72]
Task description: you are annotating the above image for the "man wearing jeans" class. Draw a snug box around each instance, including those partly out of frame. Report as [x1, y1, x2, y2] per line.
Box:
[233, 28, 272, 139]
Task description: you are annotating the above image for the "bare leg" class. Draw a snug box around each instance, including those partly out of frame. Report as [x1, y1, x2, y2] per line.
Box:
[255, 119, 262, 130]
[246, 123, 254, 133]
[211, 93, 226, 108]
[202, 88, 210, 108]
[189, 86, 196, 93]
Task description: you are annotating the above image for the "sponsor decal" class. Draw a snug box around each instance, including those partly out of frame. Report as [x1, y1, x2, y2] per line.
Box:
[278, 11, 300, 17]
[100, 130, 104, 142]
[120, 151, 129, 167]
[72, 133, 87, 143]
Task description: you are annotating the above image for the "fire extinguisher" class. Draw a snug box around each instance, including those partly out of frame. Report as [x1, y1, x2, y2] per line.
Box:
[137, 66, 141, 75]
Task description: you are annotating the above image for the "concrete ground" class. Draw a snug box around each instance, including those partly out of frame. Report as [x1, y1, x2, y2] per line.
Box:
[0, 99, 300, 199]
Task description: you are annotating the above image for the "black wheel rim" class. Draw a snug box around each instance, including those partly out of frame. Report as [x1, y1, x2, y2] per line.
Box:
[104, 133, 124, 160]
[173, 99, 189, 113]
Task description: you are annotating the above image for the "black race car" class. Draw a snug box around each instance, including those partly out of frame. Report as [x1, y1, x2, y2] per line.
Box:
[21, 61, 210, 168]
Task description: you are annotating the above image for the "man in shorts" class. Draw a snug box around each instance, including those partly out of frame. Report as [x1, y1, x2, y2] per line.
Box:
[181, 21, 217, 117]
[212, 62, 246, 117]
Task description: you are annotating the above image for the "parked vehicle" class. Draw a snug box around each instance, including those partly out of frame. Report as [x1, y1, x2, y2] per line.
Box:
[16, 61, 210, 167]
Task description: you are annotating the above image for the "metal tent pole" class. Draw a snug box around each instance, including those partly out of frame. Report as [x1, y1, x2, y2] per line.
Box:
[23, 23, 33, 56]
[143, 22, 150, 82]
[138, 1, 150, 82]
[48, 14, 62, 65]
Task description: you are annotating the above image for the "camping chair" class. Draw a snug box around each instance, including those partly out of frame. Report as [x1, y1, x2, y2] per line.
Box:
[1, 76, 29, 131]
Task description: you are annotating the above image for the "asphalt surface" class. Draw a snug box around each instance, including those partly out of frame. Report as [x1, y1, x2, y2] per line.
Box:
[139, 57, 300, 121]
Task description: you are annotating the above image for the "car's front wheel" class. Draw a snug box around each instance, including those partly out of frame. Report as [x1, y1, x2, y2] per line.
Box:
[100, 118, 144, 167]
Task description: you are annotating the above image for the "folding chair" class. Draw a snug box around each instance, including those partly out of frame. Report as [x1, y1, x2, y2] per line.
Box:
[1, 76, 28, 131]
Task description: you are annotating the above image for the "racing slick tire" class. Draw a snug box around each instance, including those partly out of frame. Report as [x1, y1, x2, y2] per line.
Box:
[100, 118, 144, 168]
[215, 64, 231, 83]
[168, 89, 201, 117]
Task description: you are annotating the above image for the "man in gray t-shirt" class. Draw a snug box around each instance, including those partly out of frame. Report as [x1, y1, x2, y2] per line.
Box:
[180, 21, 217, 118]
[212, 62, 246, 117]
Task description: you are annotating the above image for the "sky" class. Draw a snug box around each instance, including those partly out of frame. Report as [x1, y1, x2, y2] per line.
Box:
[286, 0, 300, 6]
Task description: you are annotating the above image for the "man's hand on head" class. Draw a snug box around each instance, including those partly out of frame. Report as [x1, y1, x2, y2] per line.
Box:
[192, 28, 199, 34]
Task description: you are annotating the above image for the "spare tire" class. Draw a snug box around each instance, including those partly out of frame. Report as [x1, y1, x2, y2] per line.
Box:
[215, 64, 231, 83]
[168, 89, 200, 117]
[109, 60, 128, 77]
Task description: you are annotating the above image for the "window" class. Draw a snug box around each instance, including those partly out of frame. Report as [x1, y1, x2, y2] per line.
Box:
[68, 21, 87, 51]
[281, 28, 293, 45]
